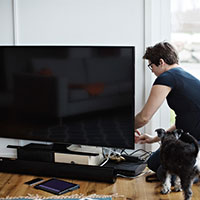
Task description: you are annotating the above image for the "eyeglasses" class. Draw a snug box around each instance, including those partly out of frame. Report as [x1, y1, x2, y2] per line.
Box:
[147, 62, 153, 70]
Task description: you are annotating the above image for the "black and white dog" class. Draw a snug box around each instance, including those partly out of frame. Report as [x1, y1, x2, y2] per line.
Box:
[156, 128, 200, 200]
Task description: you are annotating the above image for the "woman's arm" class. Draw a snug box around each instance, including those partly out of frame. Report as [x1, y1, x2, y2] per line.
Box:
[135, 134, 160, 144]
[135, 125, 176, 144]
[166, 124, 176, 132]
[135, 84, 171, 129]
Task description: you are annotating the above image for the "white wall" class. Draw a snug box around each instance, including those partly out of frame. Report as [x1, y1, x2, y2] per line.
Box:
[0, 0, 145, 157]
[15, 0, 142, 45]
[15, 0, 146, 115]
[144, 0, 171, 151]
[0, 0, 14, 44]
[0, 0, 171, 157]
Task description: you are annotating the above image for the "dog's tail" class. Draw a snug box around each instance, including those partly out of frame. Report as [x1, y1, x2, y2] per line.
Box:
[156, 128, 199, 156]
[179, 132, 199, 156]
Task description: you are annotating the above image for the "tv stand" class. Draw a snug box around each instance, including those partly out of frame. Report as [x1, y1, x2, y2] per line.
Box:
[3, 143, 115, 183]
[0, 158, 116, 183]
[0, 143, 146, 183]
[8, 143, 105, 166]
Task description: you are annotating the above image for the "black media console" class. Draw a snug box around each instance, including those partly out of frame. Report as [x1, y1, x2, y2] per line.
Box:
[0, 143, 146, 183]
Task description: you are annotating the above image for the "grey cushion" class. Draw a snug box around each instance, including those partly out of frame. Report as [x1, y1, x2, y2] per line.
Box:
[99, 83, 119, 97]
[119, 81, 132, 93]
[69, 89, 89, 102]
[85, 57, 132, 84]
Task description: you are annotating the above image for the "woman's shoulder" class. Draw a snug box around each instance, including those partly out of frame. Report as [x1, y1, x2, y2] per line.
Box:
[154, 66, 200, 88]
[169, 67, 198, 80]
[153, 67, 185, 87]
[169, 67, 184, 73]
[165, 66, 183, 74]
[153, 69, 176, 88]
[159, 67, 185, 79]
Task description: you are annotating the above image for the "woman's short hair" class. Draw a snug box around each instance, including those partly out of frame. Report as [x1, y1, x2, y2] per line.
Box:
[143, 42, 179, 66]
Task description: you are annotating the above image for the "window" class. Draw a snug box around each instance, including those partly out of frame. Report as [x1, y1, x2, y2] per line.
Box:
[170, 0, 200, 125]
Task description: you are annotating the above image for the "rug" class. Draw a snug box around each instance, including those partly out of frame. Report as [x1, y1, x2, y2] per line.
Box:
[0, 193, 124, 200]
[0, 197, 111, 200]
[0, 198, 111, 200]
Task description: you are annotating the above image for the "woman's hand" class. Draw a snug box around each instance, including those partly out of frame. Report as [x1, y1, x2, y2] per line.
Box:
[135, 133, 158, 144]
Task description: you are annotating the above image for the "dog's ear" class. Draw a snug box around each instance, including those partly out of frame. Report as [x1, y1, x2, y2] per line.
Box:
[155, 128, 166, 138]
[173, 129, 183, 139]
[180, 131, 196, 143]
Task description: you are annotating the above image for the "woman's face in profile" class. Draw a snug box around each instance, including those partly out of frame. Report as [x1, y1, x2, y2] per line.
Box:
[148, 60, 165, 77]
[148, 62, 160, 77]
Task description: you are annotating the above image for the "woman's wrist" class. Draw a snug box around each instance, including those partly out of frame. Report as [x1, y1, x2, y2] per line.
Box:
[152, 136, 160, 143]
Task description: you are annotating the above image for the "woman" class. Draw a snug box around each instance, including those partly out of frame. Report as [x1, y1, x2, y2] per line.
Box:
[135, 41, 200, 181]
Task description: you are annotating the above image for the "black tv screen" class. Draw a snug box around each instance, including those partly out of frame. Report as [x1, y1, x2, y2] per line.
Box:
[0, 46, 135, 149]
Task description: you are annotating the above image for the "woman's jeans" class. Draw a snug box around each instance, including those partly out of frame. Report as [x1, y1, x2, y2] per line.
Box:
[147, 148, 165, 181]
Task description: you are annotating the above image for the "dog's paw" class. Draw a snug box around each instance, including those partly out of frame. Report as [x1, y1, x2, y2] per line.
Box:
[173, 188, 182, 192]
[161, 187, 171, 194]
[173, 185, 182, 192]
[173, 176, 182, 192]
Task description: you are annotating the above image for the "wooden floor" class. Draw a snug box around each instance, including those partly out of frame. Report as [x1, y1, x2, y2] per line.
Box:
[0, 171, 200, 200]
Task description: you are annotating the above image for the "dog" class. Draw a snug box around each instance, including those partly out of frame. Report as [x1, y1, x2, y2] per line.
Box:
[156, 128, 200, 200]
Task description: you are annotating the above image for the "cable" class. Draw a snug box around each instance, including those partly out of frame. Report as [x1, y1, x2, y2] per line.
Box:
[100, 148, 112, 167]
[100, 147, 152, 167]
[100, 147, 125, 166]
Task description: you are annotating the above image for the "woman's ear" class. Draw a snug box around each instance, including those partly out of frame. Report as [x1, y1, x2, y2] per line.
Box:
[159, 59, 165, 66]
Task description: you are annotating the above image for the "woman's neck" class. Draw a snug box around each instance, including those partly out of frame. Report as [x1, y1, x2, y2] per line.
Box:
[165, 63, 178, 72]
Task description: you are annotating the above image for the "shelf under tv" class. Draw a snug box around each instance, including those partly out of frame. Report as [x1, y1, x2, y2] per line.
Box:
[0, 158, 116, 183]
[0, 143, 146, 183]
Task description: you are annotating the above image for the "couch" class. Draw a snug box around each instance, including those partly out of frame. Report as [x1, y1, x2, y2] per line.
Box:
[13, 57, 133, 118]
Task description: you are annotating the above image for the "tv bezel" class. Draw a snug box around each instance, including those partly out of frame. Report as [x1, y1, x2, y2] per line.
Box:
[0, 45, 135, 150]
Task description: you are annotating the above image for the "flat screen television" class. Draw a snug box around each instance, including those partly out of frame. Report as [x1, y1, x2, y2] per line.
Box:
[0, 46, 135, 149]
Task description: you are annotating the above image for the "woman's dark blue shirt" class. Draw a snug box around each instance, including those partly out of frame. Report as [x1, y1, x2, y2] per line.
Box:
[153, 67, 200, 140]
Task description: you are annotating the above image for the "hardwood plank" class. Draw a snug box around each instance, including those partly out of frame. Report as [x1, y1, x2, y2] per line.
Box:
[0, 172, 199, 200]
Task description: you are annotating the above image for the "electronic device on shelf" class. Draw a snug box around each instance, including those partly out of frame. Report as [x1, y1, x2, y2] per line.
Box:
[0, 46, 135, 182]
